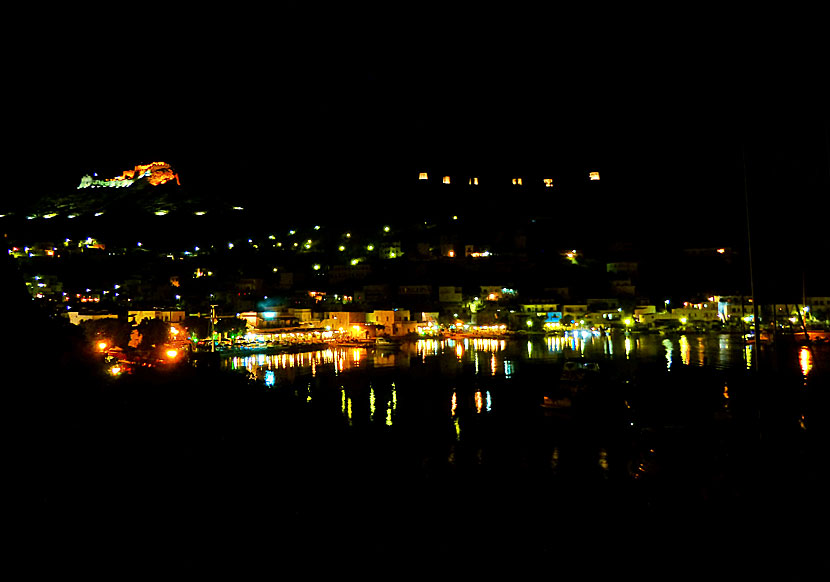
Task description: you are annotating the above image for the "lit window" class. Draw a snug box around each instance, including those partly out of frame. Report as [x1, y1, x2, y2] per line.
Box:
[469, 177, 479, 185]
[443, 176, 451, 184]
[418, 172, 428, 180]
[512, 178, 523, 186]
[589, 171, 600, 181]
[543, 178, 554, 187]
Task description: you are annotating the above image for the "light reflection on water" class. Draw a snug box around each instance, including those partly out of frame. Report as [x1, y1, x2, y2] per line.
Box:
[222, 332, 821, 386]
[799, 346, 813, 378]
[214, 333, 825, 527]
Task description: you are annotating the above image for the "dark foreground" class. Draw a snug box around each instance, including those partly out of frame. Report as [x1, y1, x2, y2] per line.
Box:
[11, 340, 828, 578]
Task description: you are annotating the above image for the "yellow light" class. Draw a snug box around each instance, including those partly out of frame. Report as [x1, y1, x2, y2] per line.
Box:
[717, 248, 725, 254]
[97, 341, 108, 351]
[166, 349, 179, 359]
[680, 317, 688, 324]
[419, 172, 428, 180]
[170, 326, 179, 335]
[109, 366, 122, 376]
[624, 318, 633, 326]
[589, 171, 600, 181]
[799, 347, 813, 377]
[367, 244, 374, 251]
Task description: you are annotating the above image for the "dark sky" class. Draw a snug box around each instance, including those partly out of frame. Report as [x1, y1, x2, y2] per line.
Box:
[5, 11, 828, 252]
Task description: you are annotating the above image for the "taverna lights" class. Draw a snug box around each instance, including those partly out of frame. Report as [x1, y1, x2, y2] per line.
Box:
[418, 172, 600, 185]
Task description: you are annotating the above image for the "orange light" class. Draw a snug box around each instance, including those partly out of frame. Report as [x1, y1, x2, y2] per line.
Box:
[166, 349, 179, 359]
[97, 341, 108, 351]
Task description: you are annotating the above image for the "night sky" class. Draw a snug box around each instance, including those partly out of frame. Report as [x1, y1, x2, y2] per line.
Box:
[5, 13, 828, 280]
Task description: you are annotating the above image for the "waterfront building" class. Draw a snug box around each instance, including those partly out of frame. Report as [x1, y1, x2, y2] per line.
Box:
[323, 311, 366, 332]
[66, 310, 119, 326]
[366, 309, 415, 337]
[634, 305, 657, 323]
[519, 301, 560, 313]
[671, 304, 721, 323]
[561, 304, 589, 325]
[127, 310, 186, 325]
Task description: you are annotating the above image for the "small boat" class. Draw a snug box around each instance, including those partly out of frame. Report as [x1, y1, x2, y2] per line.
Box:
[559, 359, 600, 387]
[374, 337, 401, 348]
[541, 395, 572, 409]
[335, 339, 373, 348]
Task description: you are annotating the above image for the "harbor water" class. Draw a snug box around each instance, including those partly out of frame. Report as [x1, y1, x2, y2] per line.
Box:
[213, 331, 828, 571]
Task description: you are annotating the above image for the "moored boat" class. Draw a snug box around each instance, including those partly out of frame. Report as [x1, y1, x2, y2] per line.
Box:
[374, 337, 401, 348]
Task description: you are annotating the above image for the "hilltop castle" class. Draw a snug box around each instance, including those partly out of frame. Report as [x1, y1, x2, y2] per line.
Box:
[77, 162, 180, 189]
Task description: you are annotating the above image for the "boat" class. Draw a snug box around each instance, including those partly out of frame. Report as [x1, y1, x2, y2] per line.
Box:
[374, 337, 401, 349]
[559, 359, 601, 389]
[334, 338, 374, 348]
[794, 329, 830, 343]
[540, 358, 601, 415]
[541, 395, 573, 409]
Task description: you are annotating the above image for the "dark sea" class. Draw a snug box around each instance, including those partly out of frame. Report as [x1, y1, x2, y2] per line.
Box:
[26, 332, 827, 576]
[212, 332, 828, 576]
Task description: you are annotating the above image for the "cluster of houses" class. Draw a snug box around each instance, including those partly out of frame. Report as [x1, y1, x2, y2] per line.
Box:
[63, 290, 829, 346]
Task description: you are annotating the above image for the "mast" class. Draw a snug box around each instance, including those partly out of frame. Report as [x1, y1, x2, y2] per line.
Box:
[210, 304, 218, 353]
[742, 144, 760, 371]
[800, 272, 810, 343]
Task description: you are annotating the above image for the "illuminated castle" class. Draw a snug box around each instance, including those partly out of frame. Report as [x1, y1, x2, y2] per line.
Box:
[77, 162, 180, 189]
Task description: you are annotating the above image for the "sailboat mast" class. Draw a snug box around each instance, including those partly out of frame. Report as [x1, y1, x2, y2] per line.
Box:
[743, 143, 759, 371]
